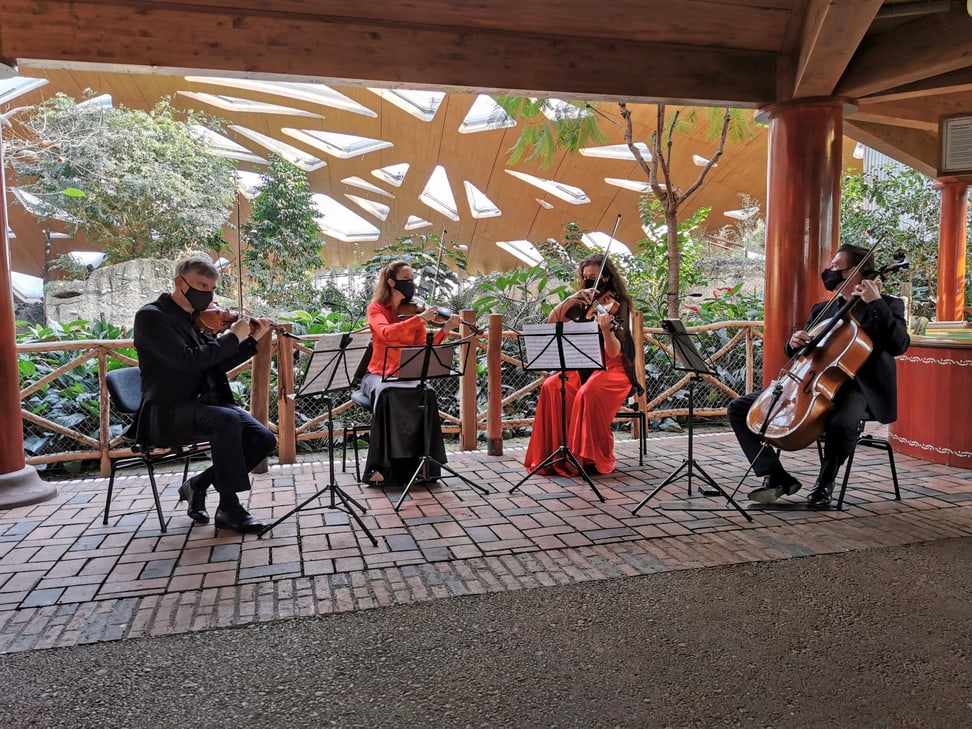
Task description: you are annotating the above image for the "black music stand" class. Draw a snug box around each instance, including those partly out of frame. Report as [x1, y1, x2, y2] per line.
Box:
[510, 320, 606, 502]
[256, 331, 378, 543]
[384, 334, 489, 512]
[632, 319, 752, 521]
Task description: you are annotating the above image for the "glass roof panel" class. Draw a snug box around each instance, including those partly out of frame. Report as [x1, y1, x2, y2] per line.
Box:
[189, 125, 268, 164]
[536, 98, 592, 121]
[10, 188, 80, 225]
[178, 91, 322, 118]
[183, 76, 376, 116]
[10, 271, 44, 302]
[0, 76, 47, 106]
[310, 193, 381, 242]
[341, 176, 394, 198]
[371, 163, 409, 188]
[368, 88, 445, 122]
[496, 239, 543, 267]
[463, 181, 501, 219]
[605, 177, 665, 192]
[344, 194, 390, 221]
[582, 232, 632, 257]
[420, 165, 460, 221]
[404, 215, 433, 231]
[229, 125, 325, 171]
[283, 129, 392, 159]
[235, 170, 265, 200]
[458, 95, 516, 134]
[505, 170, 590, 205]
[76, 93, 112, 110]
[580, 142, 652, 161]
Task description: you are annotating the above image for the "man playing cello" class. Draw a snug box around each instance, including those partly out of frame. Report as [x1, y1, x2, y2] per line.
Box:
[727, 244, 911, 506]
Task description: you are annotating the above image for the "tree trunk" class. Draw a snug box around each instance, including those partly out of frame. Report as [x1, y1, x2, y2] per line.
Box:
[665, 204, 680, 318]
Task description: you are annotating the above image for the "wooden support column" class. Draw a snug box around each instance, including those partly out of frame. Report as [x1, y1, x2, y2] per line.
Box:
[459, 310, 478, 451]
[933, 177, 969, 321]
[486, 313, 503, 456]
[0, 134, 56, 507]
[759, 97, 847, 386]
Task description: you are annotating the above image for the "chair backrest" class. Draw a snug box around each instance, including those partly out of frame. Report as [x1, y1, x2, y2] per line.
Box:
[106, 367, 143, 415]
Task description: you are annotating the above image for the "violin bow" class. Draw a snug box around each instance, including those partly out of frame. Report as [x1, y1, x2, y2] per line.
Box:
[586, 213, 622, 317]
[804, 234, 885, 332]
[429, 229, 447, 304]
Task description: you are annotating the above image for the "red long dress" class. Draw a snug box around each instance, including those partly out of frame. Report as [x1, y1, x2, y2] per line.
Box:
[524, 347, 632, 476]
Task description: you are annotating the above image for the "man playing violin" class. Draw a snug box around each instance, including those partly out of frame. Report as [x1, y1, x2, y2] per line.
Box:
[360, 260, 459, 487]
[728, 244, 910, 506]
[133, 254, 277, 533]
[525, 253, 642, 477]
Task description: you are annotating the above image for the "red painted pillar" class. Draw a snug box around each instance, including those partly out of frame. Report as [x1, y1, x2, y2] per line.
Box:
[933, 177, 968, 321]
[0, 135, 56, 507]
[759, 98, 846, 387]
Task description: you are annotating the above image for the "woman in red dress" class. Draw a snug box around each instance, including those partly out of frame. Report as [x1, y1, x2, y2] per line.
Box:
[524, 254, 641, 476]
[360, 259, 458, 486]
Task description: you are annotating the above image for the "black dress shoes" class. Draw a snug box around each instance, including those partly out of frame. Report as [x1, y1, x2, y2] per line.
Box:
[806, 480, 835, 507]
[177, 477, 209, 524]
[214, 505, 266, 534]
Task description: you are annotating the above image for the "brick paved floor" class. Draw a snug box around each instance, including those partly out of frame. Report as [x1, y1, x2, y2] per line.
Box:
[1, 426, 970, 654]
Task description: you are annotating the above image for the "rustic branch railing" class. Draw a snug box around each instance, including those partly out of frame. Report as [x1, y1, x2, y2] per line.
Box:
[17, 318, 763, 475]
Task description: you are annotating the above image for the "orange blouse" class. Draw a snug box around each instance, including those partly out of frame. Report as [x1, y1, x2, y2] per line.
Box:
[366, 301, 451, 376]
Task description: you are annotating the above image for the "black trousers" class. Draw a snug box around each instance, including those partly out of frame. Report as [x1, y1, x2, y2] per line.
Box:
[188, 404, 277, 494]
[361, 376, 446, 485]
[727, 381, 868, 484]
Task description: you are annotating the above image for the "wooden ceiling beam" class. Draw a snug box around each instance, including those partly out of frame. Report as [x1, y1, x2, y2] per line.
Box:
[836, 9, 972, 98]
[858, 67, 972, 104]
[1, 2, 776, 106]
[844, 119, 939, 178]
[790, 0, 882, 99]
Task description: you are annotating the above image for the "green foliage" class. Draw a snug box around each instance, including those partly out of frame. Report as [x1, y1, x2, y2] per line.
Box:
[680, 282, 764, 324]
[362, 233, 468, 301]
[840, 164, 972, 318]
[6, 93, 237, 262]
[493, 97, 608, 168]
[241, 154, 324, 309]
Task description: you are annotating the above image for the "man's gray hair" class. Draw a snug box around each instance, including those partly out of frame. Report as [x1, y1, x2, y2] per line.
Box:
[175, 254, 219, 280]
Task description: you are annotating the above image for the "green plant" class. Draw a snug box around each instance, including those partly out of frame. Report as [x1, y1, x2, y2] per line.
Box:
[6, 93, 236, 262]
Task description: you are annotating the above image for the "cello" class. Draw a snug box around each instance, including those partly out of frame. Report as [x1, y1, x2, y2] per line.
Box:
[745, 248, 909, 451]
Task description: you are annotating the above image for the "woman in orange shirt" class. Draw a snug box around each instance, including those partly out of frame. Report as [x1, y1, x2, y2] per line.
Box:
[360, 260, 458, 487]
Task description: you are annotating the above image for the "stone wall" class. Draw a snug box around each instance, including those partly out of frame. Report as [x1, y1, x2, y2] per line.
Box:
[45, 259, 173, 330]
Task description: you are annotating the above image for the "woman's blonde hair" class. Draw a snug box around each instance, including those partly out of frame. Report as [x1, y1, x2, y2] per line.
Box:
[372, 259, 411, 304]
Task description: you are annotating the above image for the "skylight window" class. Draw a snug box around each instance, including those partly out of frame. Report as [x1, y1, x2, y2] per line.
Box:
[463, 181, 501, 219]
[604, 177, 666, 193]
[404, 215, 432, 231]
[310, 193, 381, 242]
[582, 232, 632, 257]
[580, 143, 652, 161]
[535, 98, 592, 122]
[344, 194, 390, 221]
[76, 94, 112, 111]
[0, 76, 47, 106]
[229, 125, 325, 171]
[536, 198, 554, 209]
[458, 95, 516, 134]
[692, 154, 716, 167]
[724, 207, 759, 221]
[179, 91, 322, 118]
[283, 129, 392, 159]
[420, 166, 460, 221]
[496, 239, 543, 267]
[10, 271, 44, 303]
[341, 177, 394, 198]
[371, 163, 409, 188]
[10, 188, 80, 224]
[189, 125, 268, 164]
[368, 88, 445, 122]
[235, 170, 265, 200]
[183, 77, 377, 117]
[504, 170, 590, 205]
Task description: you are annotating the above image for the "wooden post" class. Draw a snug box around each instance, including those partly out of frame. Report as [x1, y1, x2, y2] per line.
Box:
[460, 309, 478, 451]
[250, 332, 273, 473]
[275, 326, 296, 465]
[486, 313, 503, 456]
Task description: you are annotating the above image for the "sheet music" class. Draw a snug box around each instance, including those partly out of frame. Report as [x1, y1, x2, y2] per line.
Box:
[298, 331, 372, 394]
[521, 321, 602, 370]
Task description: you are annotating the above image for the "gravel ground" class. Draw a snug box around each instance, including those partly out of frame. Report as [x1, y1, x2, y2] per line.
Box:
[1, 538, 970, 728]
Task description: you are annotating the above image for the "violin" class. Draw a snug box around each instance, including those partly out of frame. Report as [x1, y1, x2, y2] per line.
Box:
[194, 305, 295, 339]
[566, 288, 624, 331]
[745, 249, 909, 451]
[397, 296, 484, 335]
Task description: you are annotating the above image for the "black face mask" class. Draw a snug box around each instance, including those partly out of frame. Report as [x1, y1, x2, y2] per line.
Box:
[582, 278, 598, 291]
[393, 279, 415, 300]
[820, 268, 847, 292]
[180, 276, 214, 312]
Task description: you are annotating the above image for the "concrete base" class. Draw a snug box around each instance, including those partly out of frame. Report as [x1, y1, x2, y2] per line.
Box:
[0, 465, 57, 508]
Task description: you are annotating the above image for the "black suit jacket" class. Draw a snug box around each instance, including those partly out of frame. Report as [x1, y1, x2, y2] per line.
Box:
[133, 294, 260, 446]
[784, 294, 910, 424]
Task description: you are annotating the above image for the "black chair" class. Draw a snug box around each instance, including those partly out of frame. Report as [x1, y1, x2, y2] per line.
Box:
[816, 419, 901, 509]
[341, 389, 373, 482]
[614, 384, 647, 465]
[104, 367, 211, 532]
